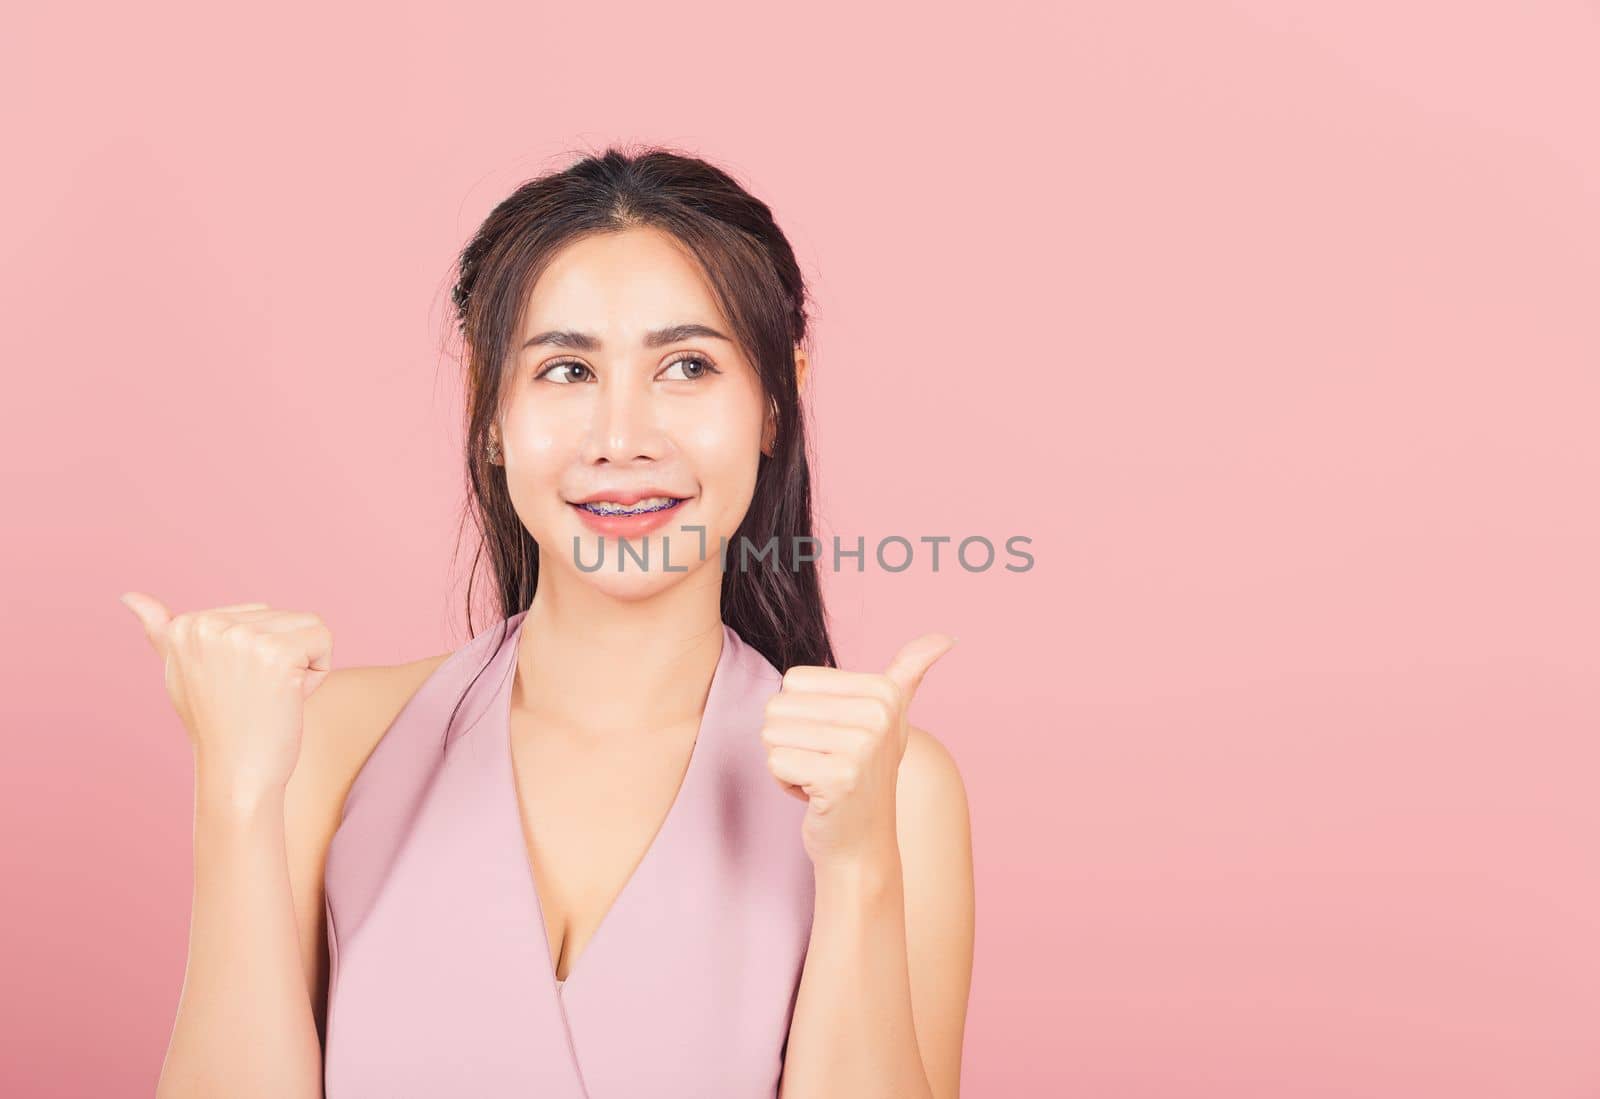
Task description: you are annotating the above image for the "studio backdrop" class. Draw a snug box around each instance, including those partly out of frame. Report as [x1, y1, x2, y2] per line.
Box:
[3, 2, 1597, 1097]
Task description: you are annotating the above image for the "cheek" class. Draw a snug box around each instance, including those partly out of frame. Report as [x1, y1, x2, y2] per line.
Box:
[680, 414, 763, 534]
[682, 417, 755, 464]
[501, 400, 573, 467]
[498, 406, 574, 526]
[684, 379, 765, 458]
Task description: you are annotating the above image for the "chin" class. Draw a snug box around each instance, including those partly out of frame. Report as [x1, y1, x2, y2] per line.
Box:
[558, 527, 721, 597]
[575, 559, 705, 602]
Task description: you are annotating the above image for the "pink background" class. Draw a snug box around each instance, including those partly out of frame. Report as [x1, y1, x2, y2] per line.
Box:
[4, 2, 1598, 1095]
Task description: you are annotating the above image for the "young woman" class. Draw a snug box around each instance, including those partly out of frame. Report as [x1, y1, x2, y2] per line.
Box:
[128, 146, 975, 1098]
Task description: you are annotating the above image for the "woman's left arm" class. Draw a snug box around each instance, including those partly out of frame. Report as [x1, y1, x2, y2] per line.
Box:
[765, 637, 975, 1099]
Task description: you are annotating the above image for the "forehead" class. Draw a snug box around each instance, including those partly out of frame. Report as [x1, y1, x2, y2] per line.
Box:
[521, 226, 726, 336]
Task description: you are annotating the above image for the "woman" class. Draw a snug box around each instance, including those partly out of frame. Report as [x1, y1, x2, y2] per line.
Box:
[128, 146, 975, 1098]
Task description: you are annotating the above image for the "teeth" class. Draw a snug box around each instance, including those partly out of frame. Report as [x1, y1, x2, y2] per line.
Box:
[580, 496, 679, 516]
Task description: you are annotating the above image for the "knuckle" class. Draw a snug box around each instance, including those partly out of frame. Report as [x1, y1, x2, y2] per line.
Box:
[872, 675, 900, 707]
[197, 615, 232, 644]
[249, 633, 287, 662]
[219, 620, 256, 647]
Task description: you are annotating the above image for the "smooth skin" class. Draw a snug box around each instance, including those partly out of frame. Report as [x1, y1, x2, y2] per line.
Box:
[125, 594, 451, 1097]
[763, 633, 973, 1097]
[129, 223, 974, 1099]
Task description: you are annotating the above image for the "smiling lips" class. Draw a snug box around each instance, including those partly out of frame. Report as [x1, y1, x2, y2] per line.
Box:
[574, 495, 682, 516]
[567, 492, 691, 536]
[568, 486, 688, 508]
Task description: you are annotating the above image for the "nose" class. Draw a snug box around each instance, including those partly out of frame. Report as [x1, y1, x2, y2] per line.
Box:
[579, 375, 669, 465]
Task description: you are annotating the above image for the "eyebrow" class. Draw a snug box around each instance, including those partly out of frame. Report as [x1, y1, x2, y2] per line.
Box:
[520, 323, 733, 352]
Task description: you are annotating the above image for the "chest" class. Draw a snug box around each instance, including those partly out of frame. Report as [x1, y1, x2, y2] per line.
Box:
[508, 716, 701, 982]
[322, 616, 819, 1097]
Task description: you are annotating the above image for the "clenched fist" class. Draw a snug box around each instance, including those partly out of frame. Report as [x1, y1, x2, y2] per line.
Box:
[119, 593, 333, 801]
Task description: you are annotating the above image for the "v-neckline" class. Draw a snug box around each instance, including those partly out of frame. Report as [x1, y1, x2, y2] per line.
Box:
[494, 612, 732, 999]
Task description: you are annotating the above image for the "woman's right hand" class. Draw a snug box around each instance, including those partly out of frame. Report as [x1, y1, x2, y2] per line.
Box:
[119, 593, 334, 799]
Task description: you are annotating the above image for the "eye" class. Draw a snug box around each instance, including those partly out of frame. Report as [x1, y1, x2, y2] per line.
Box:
[533, 353, 721, 385]
[534, 360, 592, 384]
[661, 353, 721, 381]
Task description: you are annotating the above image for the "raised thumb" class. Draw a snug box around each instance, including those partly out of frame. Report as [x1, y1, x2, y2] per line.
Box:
[883, 632, 958, 702]
[119, 591, 173, 657]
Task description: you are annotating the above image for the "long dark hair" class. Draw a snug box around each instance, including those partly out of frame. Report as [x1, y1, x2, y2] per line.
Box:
[444, 144, 836, 676]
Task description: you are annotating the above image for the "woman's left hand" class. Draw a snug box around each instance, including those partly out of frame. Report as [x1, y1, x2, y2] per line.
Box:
[761, 632, 958, 870]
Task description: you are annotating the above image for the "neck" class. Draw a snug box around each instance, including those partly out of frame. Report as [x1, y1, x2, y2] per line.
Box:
[510, 557, 727, 737]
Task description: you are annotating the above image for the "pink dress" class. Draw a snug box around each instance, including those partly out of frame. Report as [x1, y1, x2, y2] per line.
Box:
[322, 609, 816, 1097]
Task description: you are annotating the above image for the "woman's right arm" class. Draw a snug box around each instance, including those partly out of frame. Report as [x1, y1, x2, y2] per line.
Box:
[123, 594, 445, 1098]
[116, 595, 335, 1099]
[159, 659, 435, 1098]
[157, 763, 327, 1098]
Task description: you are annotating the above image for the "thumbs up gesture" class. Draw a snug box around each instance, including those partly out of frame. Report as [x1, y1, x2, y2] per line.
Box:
[118, 593, 334, 802]
[760, 632, 958, 868]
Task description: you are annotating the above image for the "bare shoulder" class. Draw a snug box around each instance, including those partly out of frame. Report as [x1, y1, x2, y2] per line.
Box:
[896, 724, 970, 819]
[299, 650, 454, 788]
[894, 724, 975, 1098]
[284, 647, 453, 1036]
[893, 724, 974, 905]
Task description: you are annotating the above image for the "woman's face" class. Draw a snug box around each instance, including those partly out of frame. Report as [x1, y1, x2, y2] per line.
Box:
[494, 226, 774, 600]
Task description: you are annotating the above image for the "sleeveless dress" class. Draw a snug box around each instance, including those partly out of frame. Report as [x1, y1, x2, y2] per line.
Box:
[322, 609, 817, 1097]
